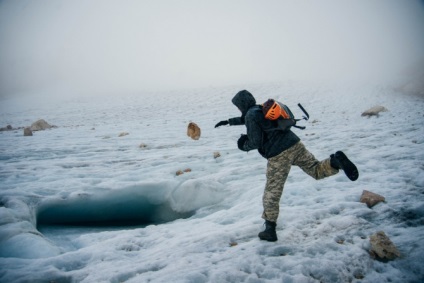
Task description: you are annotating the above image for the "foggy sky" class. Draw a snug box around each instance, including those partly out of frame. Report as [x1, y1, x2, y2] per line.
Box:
[1, 0, 424, 96]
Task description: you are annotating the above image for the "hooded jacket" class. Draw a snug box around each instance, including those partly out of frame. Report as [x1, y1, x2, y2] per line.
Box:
[231, 90, 300, 159]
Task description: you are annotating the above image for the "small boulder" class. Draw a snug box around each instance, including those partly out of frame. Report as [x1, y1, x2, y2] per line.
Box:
[187, 122, 201, 140]
[23, 127, 33, 136]
[176, 168, 192, 176]
[0, 125, 13, 131]
[360, 190, 385, 208]
[31, 119, 53, 131]
[119, 132, 129, 137]
[361, 106, 388, 117]
[369, 231, 400, 261]
[213, 152, 221, 159]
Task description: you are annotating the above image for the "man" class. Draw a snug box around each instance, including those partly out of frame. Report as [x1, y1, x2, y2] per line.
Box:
[215, 90, 359, 242]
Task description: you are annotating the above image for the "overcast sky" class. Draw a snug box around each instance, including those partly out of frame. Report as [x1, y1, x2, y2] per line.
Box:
[1, 0, 424, 96]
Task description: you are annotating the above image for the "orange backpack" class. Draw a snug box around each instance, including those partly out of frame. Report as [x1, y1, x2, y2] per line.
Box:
[261, 99, 309, 131]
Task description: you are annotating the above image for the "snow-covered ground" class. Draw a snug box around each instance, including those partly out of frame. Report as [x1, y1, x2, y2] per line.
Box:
[0, 82, 423, 282]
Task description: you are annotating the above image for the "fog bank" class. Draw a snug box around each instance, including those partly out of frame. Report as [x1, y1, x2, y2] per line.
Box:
[0, 0, 423, 96]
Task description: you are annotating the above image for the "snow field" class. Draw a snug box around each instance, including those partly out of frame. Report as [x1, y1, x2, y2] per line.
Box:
[0, 82, 423, 282]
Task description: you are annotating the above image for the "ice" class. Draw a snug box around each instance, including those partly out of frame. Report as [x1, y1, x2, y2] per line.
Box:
[0, 232, 61, 259]
[1, 81, 424, 282]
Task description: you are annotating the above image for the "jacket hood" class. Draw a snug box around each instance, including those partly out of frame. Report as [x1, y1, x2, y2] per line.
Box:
[231, 90, 256, 116]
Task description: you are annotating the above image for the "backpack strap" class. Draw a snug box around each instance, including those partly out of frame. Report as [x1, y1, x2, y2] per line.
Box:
[293, 124, 306, 130]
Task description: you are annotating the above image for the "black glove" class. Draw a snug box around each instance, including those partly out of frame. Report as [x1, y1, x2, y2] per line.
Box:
[237, 134, 248, 151]
[214, 120, 229, 128]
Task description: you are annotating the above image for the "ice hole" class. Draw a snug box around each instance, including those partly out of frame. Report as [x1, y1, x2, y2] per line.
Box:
[35, 181, 223, 250]
[36, 189, 195, 250]
[36, 187, 195, 234]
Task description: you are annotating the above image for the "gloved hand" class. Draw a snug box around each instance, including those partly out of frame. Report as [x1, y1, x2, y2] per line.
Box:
[237, 134, 248, 151]
[214, 120, 229, 128]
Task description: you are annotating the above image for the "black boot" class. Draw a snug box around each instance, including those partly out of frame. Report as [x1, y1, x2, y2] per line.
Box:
[330, 151, 359, 181]
[258, 220, 278, 242]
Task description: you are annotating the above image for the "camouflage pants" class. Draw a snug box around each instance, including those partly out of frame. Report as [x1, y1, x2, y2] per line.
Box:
[262, 141, 339, 222]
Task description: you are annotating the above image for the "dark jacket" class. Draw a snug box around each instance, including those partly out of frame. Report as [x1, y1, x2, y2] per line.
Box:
[228, 90, 255, 126]
[232, 90, 300, 159]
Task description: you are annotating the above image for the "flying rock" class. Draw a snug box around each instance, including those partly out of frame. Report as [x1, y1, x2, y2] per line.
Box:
[187, 122, 201, 140]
